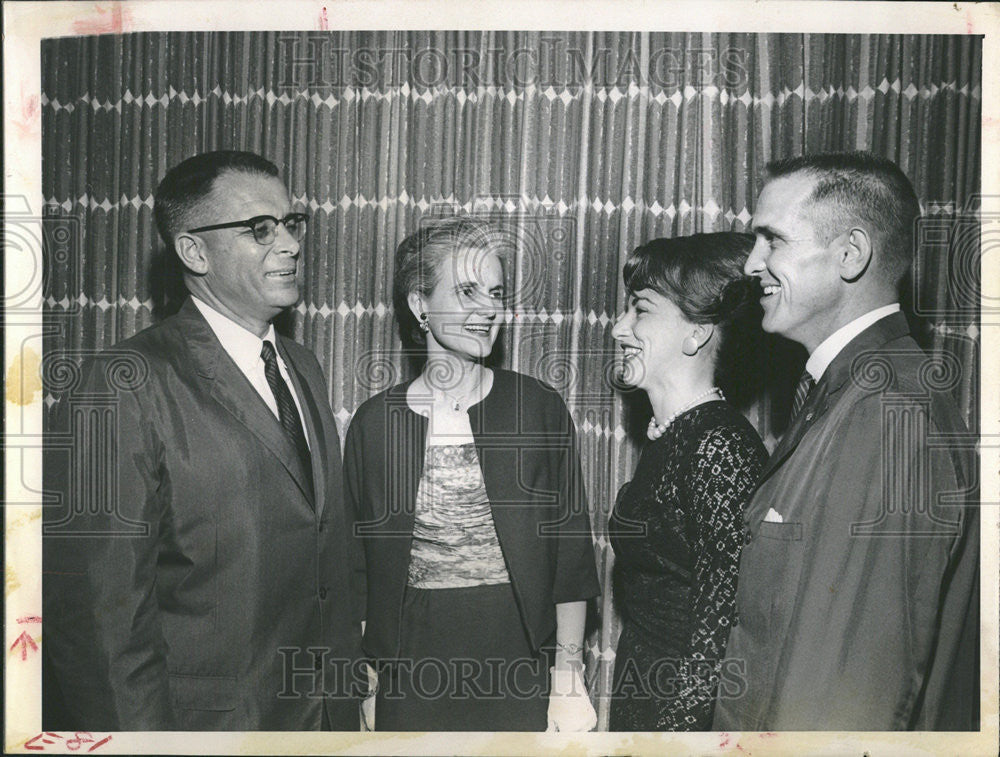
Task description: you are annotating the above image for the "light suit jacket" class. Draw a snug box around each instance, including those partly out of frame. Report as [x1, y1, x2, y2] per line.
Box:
[713, 312, 979, 730]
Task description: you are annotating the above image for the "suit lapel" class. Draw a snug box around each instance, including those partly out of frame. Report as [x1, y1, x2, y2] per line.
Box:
[279, 339, 327, 515]
[757, 379, 831, 484]
[180, 299, 314, 504]
[756, 312, 913, 488]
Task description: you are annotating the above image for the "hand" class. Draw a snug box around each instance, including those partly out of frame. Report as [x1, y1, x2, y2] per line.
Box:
[545, 667, 597, 732]
[359, 662, 377, 731]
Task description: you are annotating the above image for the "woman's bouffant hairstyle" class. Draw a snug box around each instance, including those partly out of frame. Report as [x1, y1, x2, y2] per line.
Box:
[392, 217, 509, 347]
[623, 232, 764, 402]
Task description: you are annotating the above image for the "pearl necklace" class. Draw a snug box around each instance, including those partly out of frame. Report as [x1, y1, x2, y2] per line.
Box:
[647, 387, 725, 440]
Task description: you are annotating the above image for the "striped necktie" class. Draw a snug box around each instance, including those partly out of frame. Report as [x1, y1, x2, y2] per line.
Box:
[790, 369, 816, 424]
[261, 339, 313, 498]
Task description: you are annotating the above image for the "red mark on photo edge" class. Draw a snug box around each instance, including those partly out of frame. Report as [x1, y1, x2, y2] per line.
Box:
[719, 732, 731, 747]
[71, 4, 131, 35]
[10, 630, 39, 660]
[88, 735, 112, 752]
[22, 95, 38, 120]
[24, 733, 61, 750]
[760, 731, 778, 738]
[319, 7, 329, 30]
[15, 92, 39, 138]
[18, 615, 43, 624]
[966, 11, 974, 34]
[66, 732, 94, 751]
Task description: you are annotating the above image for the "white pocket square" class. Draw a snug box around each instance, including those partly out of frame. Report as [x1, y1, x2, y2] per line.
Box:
[764, 507, 784, 523]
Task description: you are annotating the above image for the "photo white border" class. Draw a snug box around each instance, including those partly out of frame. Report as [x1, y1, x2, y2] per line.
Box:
[4, 1, 998, 754]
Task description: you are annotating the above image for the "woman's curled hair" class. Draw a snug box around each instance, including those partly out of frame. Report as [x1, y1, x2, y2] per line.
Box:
[623, 232, 764, 404]
[392, 217, 509, 347]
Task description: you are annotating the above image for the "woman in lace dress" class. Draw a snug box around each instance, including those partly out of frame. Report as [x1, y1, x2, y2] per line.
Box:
[344, 218, 600, 731]
[608, 233, 768, 731]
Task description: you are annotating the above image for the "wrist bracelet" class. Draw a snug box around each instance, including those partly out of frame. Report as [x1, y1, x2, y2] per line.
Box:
[556, 641, 583, 655]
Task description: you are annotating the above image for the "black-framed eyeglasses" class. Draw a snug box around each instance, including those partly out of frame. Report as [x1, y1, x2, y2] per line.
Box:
[186, 212, 309, 245]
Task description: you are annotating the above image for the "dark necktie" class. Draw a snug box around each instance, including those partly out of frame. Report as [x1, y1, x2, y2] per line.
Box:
[790, 369, 816, 424]
[261, 340, 313, 498]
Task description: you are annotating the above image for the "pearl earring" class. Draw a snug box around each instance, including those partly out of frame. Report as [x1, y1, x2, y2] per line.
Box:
[681, 336, 699, 356]
[419, 313, 430, 333]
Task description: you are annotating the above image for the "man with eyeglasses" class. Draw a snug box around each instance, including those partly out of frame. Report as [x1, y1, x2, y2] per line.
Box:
[43, 151, 366, 731]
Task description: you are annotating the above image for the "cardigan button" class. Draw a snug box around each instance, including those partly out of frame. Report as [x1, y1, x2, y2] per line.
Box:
[319, 587, 328, 600]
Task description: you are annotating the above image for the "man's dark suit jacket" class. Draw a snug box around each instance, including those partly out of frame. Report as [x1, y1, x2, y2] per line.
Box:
[43, 298, 365, 730]
[713, 312, 979, 730]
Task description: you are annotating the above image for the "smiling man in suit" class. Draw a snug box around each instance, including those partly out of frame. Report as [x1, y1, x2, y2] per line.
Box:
[43, 151, 365, 730]
[713, 152, 978, 730]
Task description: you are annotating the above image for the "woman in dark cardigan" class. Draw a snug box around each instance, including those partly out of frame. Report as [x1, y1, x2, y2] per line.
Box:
[344, 217, 600, 731]
[608, 233, 768, 730]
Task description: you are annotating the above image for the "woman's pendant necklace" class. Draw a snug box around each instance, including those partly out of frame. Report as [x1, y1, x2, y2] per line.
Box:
[434, 370, 484, 414]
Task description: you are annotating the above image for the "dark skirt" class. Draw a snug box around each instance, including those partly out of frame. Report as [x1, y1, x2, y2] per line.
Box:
[609, 621, 715, 731]
[374, 583, 549, 731]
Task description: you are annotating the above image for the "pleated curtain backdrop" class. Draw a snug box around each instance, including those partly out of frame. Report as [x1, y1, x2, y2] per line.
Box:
[41, 31, 981, 730]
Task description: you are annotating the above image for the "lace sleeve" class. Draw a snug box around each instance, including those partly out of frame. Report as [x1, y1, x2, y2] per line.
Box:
[655, 425, 764, 730]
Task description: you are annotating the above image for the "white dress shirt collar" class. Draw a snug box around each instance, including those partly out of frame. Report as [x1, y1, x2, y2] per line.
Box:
[191, 295, 276, 372]
[190, 296, 310, 446]
[805, 303, 901, 381]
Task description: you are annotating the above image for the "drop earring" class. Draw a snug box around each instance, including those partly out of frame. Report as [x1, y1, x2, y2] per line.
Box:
[419, 313, 430, 333]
